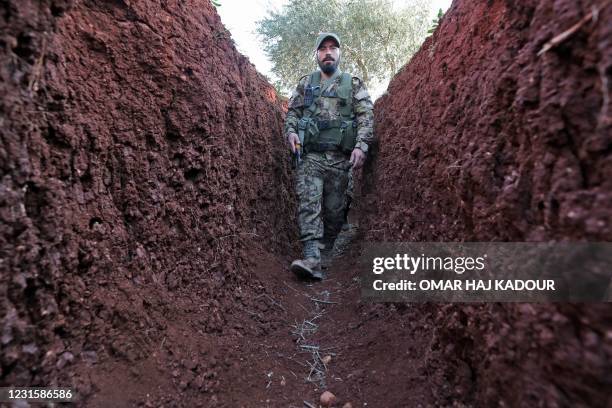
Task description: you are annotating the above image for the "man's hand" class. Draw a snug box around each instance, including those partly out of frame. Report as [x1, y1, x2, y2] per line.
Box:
[350, 147, 366, 169]
[287, 133, 299, 153]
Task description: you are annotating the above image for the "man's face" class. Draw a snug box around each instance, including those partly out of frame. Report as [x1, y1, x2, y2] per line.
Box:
[317, 39, 340, 74]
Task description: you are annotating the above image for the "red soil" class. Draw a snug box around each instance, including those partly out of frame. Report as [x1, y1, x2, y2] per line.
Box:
[1, 0, 297, 404]
[365, 0, 612, 406]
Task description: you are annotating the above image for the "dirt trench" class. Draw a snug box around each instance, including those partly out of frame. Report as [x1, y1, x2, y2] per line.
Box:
[363, 0, 612, 406]
[1, 0, 611, 407]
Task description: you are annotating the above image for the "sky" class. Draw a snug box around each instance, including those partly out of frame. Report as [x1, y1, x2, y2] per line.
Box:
[216, 0, 452, 97]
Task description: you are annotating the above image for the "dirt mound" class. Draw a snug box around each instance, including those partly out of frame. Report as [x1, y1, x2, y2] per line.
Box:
[1, 0, 296, 402]
[365, 0, 611, 406]
[370, 0, 611, 241]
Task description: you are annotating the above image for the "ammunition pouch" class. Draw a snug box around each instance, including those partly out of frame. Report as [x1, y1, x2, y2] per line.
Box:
[339, 120, 358, 153]
[298, 117, 318, 151]
[299, 118, 357, 154]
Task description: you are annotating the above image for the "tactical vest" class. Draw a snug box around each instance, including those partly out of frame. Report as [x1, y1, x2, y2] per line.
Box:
[298, 71, 357, 154]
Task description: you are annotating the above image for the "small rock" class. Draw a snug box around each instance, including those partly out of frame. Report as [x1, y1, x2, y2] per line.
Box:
[342, 403, 353, 408]
[82, 351, 98, 365]
[56, 351, 74, 369]
[6, 35, 17, 49]
[320, 391, 337, 407]
[347, 369, 363, 379]
[1, 329, 13, 345]
[322, 355, 332, 365]
[22, 343, 38, 354]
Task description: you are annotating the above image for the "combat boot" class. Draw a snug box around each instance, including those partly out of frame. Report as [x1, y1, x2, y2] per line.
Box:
[291, 240, 323, 280]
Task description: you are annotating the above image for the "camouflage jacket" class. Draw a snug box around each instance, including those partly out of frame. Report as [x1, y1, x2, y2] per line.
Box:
[284, 70, 374, 153]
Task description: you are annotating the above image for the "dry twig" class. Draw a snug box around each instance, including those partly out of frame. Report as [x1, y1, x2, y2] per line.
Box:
[309, 297, 338, 304]
[537, 1, 612, 56]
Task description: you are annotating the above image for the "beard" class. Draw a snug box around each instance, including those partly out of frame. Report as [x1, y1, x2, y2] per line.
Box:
[318, 57, 339, 74]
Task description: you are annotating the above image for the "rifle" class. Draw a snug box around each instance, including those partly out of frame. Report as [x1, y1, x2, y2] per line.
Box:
[292, 142, 302, 169]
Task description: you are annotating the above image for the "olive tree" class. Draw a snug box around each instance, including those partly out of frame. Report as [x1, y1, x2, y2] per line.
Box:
[256, 0, 430, 93]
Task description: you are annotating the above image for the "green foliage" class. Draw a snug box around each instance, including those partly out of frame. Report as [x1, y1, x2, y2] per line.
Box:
[211, 0, 221, 7]
[256, 0, 430, 94]
[427, 8, 444, 34]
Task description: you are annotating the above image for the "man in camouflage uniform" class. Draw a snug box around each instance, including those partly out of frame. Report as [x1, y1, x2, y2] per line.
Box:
[285, 32, 374, 280]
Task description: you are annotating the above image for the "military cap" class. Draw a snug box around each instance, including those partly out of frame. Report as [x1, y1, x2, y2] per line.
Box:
[315, 32, 340, 50]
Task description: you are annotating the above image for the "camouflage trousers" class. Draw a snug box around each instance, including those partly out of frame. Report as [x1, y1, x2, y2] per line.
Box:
[296, 151, 352, 243]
